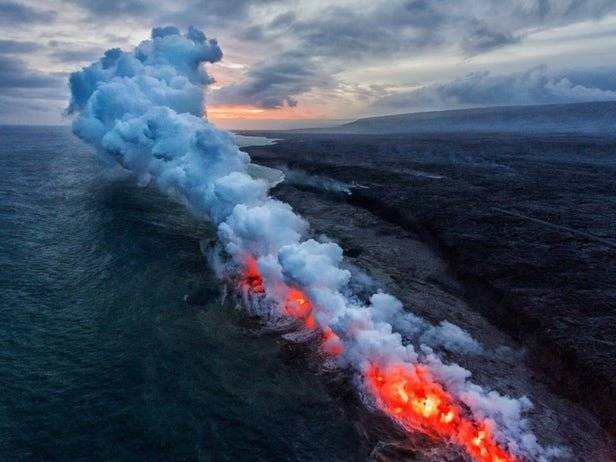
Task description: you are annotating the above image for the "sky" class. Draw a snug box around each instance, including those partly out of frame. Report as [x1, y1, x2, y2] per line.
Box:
[1, 0, 616, 129]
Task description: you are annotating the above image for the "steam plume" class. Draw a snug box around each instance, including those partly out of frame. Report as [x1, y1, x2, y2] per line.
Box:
[68, 27, 561, 461]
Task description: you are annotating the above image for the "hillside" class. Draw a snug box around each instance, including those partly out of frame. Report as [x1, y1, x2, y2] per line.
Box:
[301, 101, 616, 135]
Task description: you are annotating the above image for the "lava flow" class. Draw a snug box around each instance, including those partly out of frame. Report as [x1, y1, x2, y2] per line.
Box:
[240, 256, 517, 462]
[367, 365, 518, 462]
[241, 256, 344, 356]
[243, 256, 265, 295]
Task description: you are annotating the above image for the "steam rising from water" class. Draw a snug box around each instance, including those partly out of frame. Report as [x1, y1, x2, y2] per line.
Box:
[68, 26, 562, 461]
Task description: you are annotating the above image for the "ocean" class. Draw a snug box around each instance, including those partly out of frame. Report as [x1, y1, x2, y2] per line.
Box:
[0, 126, 363, 461]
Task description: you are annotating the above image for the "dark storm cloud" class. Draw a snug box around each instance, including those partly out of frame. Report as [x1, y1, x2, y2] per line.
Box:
[0, 39, 41, 53]
[215, 0, 616, 108]
[0, 54, 66, 123]
[284, 0, 616, 58]
[461, 24, 522, 55]
[50, 48, 106, 63]
[373, 66, 616, 112]
[237, 11, 296, 41]
[68, 0, 280, 25]
[210, 52, 332, 108]
[0, 55, 63, 89]
[286, 4, 441, 57]
[46, 40, 106, 63]
[0, 52, 70, 123]
[238, 25, 264, 41]
[270, 11, 296, 28]
[179, 0, 275, 20]
[0, 0, 56, 25]
[4, 0, 616, 119]
[153, 0, 286, 35]
[65, 0, 148, 17]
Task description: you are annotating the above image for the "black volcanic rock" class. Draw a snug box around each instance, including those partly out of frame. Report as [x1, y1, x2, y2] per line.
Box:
[245, 132, 616, 441]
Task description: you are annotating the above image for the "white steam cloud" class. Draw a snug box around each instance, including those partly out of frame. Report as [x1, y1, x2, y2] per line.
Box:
[68, 26, 560, 461]
[278, 165, 353, 195]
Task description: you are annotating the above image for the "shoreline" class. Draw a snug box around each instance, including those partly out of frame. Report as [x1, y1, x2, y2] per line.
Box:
[244, 134, 616, 452]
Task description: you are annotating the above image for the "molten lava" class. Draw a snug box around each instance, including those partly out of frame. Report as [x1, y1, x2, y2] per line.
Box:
[284, 288, 313, 320]
[282, 288, 343, 354]
[367, 365, 518, 462]
[321, 327, 344, 356]
[240, 256, 517, 462]
[242, 255, 265, 294]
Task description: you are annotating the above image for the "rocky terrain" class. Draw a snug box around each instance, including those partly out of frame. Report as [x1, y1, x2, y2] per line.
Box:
[243, 132, 616, 454]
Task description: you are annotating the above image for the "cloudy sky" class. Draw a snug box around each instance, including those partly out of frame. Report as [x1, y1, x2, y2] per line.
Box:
[1, 0, 616, 129]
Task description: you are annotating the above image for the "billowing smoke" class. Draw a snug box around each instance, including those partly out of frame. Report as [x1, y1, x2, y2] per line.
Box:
[68, 27, 561, 461]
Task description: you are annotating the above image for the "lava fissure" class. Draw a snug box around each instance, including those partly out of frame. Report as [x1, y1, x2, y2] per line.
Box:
[240, 255, 518, 462]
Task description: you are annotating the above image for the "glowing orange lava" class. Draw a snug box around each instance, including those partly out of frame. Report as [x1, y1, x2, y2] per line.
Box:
[284, 288, 313, 320]
[367, 366, 518, 462]
[242, 256, 265, 294]
[240, 256, 515, 462]
[321, 327, 344, 356]
[241, 257, 343, 354]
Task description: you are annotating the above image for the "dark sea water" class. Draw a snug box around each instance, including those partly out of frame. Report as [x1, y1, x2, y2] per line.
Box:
[0, 126, 364, 461]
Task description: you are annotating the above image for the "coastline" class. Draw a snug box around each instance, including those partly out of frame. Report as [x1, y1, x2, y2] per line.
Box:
[244, 132, 616, 450]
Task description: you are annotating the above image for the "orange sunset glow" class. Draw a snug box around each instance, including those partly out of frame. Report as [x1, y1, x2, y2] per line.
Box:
[207, 104, 311, 122]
